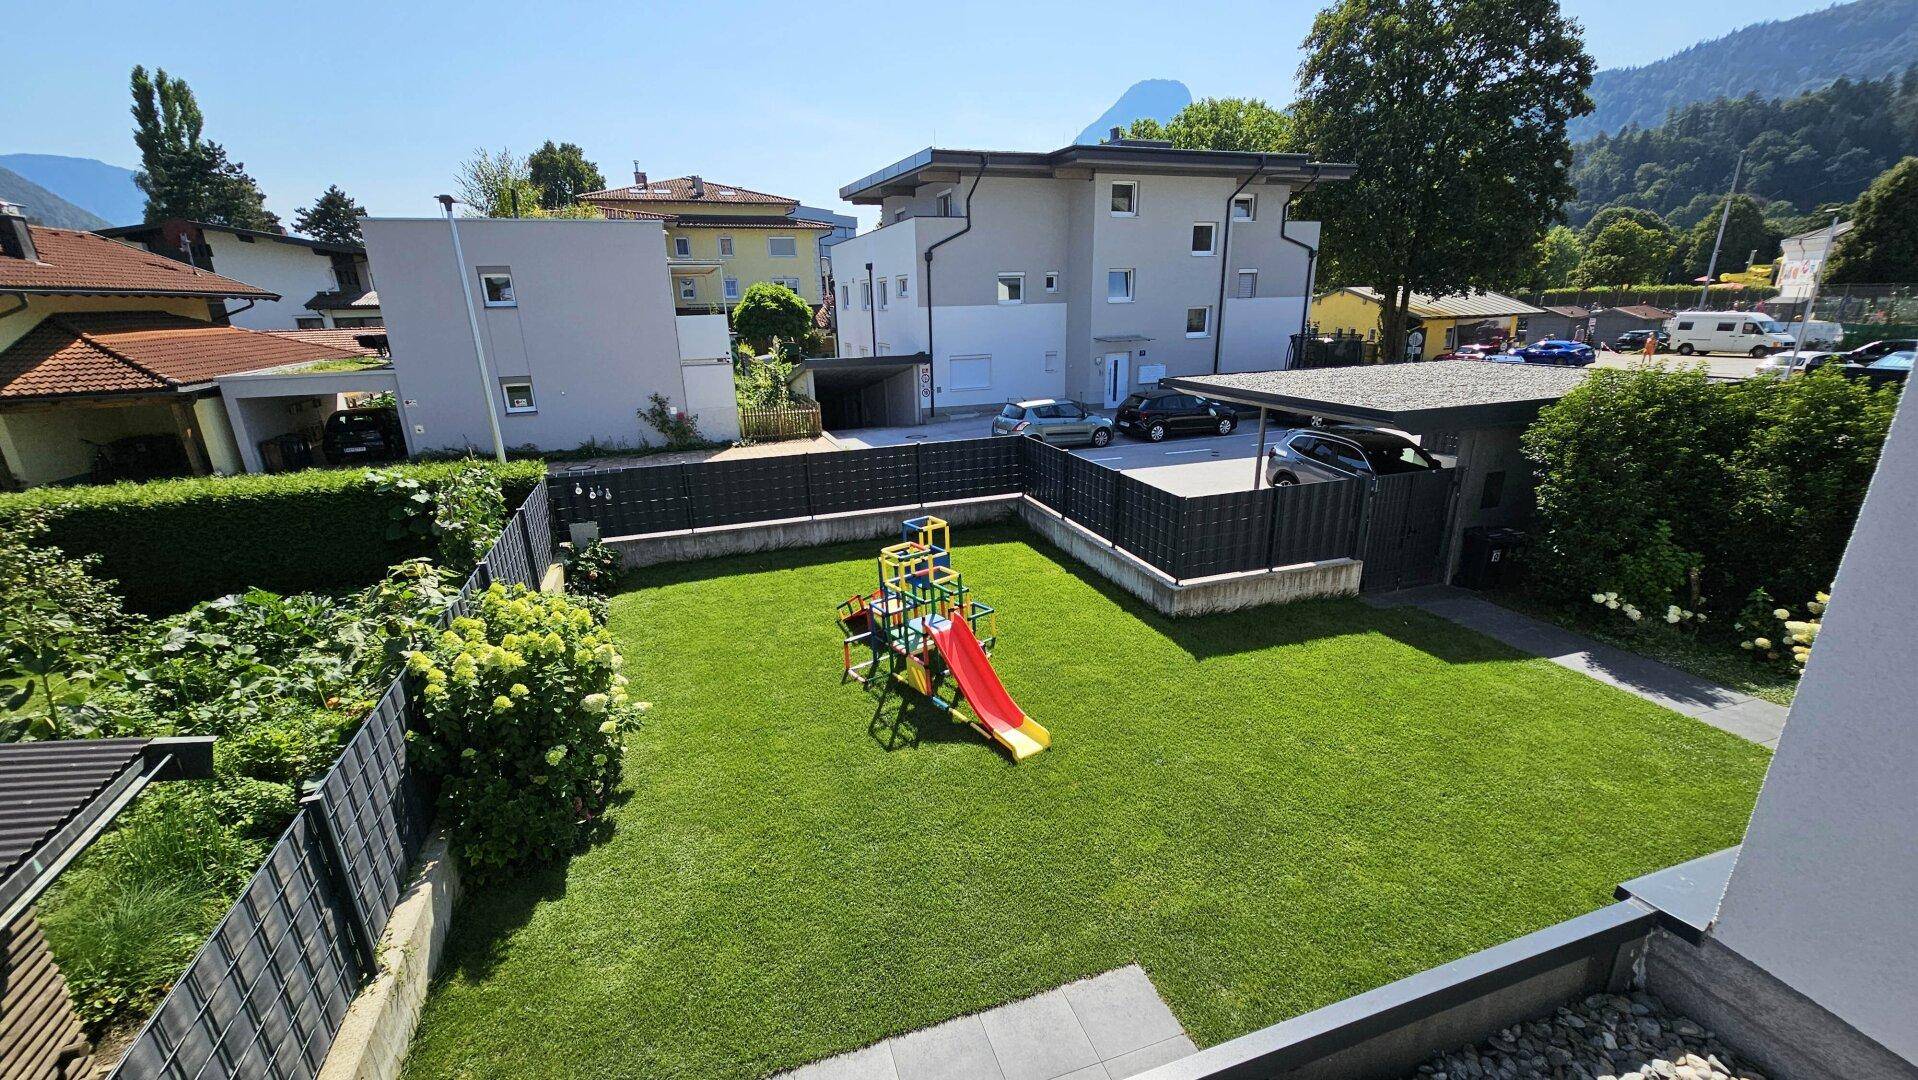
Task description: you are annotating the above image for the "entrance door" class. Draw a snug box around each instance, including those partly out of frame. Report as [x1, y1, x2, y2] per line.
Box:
[1104, 352, 1129, 408]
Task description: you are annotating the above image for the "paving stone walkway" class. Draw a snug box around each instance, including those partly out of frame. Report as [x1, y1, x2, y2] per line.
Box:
[776, 966, 1196, 1080]
[1364, 585, 1787, 749]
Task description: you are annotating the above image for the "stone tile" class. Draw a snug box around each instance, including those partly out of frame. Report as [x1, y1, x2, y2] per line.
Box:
[1054, 1065, 1112, 1080]
[1061, 966, 1184, 1060]
[780, 1041, 899, 1080]
[891, 1015, 1005, 1080]
[979, 989, 1101, 1080]
[1103, 1035, 1199, 1079]
[1694, 696, 1789, 744]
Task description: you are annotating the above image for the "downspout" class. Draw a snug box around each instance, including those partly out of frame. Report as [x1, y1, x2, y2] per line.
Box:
[865, 261, 877, 356]
[922, 153, 987, 419]
[0, 291, 28, 324]
[1276, 164, 1326, 369]
[1212, 154, 1267, 375]
[216, 298, 257, 324]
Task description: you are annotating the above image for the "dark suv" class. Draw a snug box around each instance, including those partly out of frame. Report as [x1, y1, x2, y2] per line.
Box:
[321, 407, 407, 464]
[1613, 329, 1670, 353]
[1115, 389, 1238, 441]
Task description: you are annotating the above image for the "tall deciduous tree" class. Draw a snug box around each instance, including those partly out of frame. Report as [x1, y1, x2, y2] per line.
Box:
[1574, 220, 1677, 286]
[1127, 98, 1293, 152]
[730, 282, 813, 353]
[1684, 194, 1781, 279]
[129, 66, 279, 230]
[1292, 0, 1593, 363]
[454, 148, 541, 218]
[527, 141, 606, 211]
[1825, 156, 1918, 283]
[292, 185, 366, 244]
[1529, 225, 1584, 290]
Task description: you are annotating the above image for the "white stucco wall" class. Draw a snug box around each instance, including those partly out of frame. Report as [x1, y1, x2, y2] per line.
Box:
[1218, 296, 1307, 374]
[1712, 390, 1918, 1063]
[923, 303, 1069, 411]
[204, 232, 345, 329]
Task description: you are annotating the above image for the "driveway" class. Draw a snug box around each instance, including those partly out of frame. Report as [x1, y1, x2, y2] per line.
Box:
[1593, 353, 1766, 380]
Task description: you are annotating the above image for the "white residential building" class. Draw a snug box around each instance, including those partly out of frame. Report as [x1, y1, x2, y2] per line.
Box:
[98, 219, 381, 330]
[362, 217, 739, 455]
[824, 140, 1353, 424]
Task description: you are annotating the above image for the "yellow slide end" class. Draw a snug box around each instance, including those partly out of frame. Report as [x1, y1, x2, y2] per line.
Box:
[990, 716, 1051, 761]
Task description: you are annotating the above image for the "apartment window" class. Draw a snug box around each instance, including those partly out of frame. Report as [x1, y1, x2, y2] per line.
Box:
[479, 269, 516, 307]
[718, 236, 734, 258]
[1044, 271, 1059, 293]
[768, 236, 797, 258]
[1232, 194, 1257, 221]
[949, 354, 992, 390]
[1110, 181, 1137, 216]
[896, 274, 908, 298]
[295, 316, 325, 329]
[677, 277, 696, 301]
[1106, 268, 1135, 303]
[1186, 306, 1213, 338]
[859, 281, 872, 310]
[672, 236, 692, 258]
[1043, 349, 1059, 372]
[1236, 269, 1258, 299]
[723, 276, 740, 301]
[878, 279, 889, 310]
[500, 378, 536, 414]
[775, 276, 802, 291]
[934, 191, 952, 217]
[997, 273, 1024, 304]
[840, 284, 851, 308]
[1191, 222, 1218, 256]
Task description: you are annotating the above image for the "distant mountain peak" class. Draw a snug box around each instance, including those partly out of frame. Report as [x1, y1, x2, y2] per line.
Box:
[1076, 80, 1192, 146]
[0, 153, 146, 226]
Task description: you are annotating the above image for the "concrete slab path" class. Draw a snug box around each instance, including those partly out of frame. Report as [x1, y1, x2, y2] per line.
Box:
[775, 965, 1195, 1080]
[1364, 585, 1787, 749]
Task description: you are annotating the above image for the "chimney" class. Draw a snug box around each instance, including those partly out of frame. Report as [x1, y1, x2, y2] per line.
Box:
[633, 161, 647, 187]
[691, 175, 705, 198]
[1109, 126, 1124, 142]
[0, 201, 38, 262]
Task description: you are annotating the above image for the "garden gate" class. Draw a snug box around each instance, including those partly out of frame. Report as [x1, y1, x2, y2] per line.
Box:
[1358, 469, 1458, 593]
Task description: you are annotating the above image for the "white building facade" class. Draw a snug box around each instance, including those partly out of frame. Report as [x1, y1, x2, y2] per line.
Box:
[827, 142, 1350, 419]
[98, 220, 381, 331]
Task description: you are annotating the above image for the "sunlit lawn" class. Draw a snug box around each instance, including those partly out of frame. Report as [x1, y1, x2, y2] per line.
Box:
[402, 525, 1769, 1079]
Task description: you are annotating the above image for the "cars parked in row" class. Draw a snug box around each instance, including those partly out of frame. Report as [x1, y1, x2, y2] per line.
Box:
[1265, 425, 1444, 487]
[1115, 389, 1240, 441]
[989, 399, 1115, 446]
[1512, 339, 1597, 366]
[1754, 338, 1918, 378]
[1840, 350, 1912, 387]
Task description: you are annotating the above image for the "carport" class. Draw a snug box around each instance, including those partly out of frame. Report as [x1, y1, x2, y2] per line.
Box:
[792, 354, 927, 430]
[1163, 361, 1589, 581]
[216, 365, 406, 474]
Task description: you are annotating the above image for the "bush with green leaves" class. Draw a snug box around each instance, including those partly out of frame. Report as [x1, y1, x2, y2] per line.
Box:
[404, 584, 644, 878]
[730, 280, 813, 353]
[0, 507, 130, 740]
[639, 392, 705, 449]
[1735, 588, 1829, 671]
[563, 538, 623, 597]
[365, 459, 506, 577]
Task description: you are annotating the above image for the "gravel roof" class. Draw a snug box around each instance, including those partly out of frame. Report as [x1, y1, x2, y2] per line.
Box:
[1164, 361, 1590, 428]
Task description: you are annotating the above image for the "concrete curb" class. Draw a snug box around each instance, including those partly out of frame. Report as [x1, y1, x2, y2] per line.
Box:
[318, 833, 460, 1080]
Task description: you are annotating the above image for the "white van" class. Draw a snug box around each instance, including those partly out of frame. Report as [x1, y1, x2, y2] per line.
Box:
[1666, 311, 1797, 357]
[1780, 319, 1844, 349]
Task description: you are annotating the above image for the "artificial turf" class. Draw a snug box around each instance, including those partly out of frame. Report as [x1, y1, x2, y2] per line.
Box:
[400, 525, 1771, 1080]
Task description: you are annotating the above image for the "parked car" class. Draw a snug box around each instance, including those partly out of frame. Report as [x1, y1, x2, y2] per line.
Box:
[1513, 339, 1597, 366]
[1666, 311, 1795, 357]
[1264, 425, 1444, 486]
[321, 406, 407, 464]
[989, 399, 1114, 447]
[1757, 338, 1918, 378]
[1780, 319, 1844, 350]
[1444, 344, 1502, 362]
[1839, 350, 1912, 387]
[1612, 329, 1670, 353]
[1114, 389, 1239, 441]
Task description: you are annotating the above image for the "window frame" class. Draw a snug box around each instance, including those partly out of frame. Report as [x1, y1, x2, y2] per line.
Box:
[996, 272, 1025, 305]
[1185, 306, 1213, 339]
[677, 277, 697, 301]
[878, 278, 889, 311]
[1232, 194, 1257, 221]
[723, 276, 740, 301]
[948, 354, 993, 390]
[1235, 269, 1258, 299]
[1191, 222, 1218, 256]
[717, 235, 734, 258]
[1044, 271, 1060, 293]
[672, 236, 692, 258]
[767, 236, 798, 258]
[859, 280, 872, 310]
[1106, 268, 1135, 304]
[1109, 181, 1138, 217]
[896, 274, 909, 298]
[479, 270, 517, 308]
[934, 190, 953, 217]
[500, 378, 537, 414]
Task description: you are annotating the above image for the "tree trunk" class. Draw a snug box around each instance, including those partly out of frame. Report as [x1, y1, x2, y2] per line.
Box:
[1379, 282, 1410, 365]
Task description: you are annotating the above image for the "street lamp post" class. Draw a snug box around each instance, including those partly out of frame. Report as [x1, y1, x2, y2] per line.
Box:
[438, 195, 507, 464]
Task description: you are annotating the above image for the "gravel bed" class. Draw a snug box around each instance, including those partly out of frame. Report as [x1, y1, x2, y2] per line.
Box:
[1411, 991, 1766, 1080]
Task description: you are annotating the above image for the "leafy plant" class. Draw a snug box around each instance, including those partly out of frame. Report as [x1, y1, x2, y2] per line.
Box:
[1736, 588, 1828, 671]
[366, 460, 506, 577]
[730, 281, 814, 353]
[0, 507, 128, 739]
[640, 393, 704, 449]
[563, 539, 623, 598]
[735, 354, 808, 412]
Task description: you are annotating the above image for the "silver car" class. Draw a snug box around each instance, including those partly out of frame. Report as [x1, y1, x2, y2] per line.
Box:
[989, 399, 1115, 447]
[1264, 426, 1442, 486]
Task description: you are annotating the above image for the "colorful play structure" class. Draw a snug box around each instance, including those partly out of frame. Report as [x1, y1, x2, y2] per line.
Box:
[836, 517, 1051, 761]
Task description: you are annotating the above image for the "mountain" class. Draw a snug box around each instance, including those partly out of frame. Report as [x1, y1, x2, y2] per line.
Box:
[0, 165, 111, 230]
[0, 153, 146, 226]
[1076, 80, 1192, 145]
[1570, 0, 1918, 141]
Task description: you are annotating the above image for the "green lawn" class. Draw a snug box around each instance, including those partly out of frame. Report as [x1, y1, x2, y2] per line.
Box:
[402, 526, 1770, 1080]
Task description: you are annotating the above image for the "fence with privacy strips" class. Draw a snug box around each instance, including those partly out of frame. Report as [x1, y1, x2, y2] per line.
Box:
[546, 436, 1455, 589]
[110, 484, 558, 1080]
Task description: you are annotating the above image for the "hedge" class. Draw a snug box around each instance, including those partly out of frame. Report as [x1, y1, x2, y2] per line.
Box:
[0, 461, 544, 613]
[1532, 284, 1780, 309]
[1841, 322, 1918, 349]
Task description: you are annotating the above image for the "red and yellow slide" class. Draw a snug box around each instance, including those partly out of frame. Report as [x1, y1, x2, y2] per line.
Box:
[928, 617, 1051, 761]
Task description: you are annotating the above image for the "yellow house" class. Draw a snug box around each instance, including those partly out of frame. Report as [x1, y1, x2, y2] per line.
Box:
[580, 172, 830, 316]
[1310, 287, 1547, 360]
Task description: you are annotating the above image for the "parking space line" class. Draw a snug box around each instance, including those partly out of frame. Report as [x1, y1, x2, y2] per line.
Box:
[1162, 448, 1218, 456]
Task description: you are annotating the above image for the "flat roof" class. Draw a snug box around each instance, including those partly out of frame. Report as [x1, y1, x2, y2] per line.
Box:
[1163, 361, 1590, 430]
[840, 144, 1356, 203]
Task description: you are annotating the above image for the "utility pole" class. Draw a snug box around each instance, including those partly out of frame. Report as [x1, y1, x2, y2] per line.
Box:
[438, 195, 508, 464]
[1698, 151, 1745, 308]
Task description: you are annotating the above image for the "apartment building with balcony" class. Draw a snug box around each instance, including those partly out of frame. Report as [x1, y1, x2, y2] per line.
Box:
[824, 140, 1353, 425]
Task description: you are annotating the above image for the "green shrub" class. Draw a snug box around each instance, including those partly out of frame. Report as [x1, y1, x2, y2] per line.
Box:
[562, 538, 623, 598]
[0, 508, 129, 740]
[405, 584, 643, 878]
[366, 461, 506, 578]
[1840, 322, 1918, 349]
[0, 460, 542, 613]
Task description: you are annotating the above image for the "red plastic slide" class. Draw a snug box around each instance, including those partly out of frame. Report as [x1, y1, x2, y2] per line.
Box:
[929, 617, 1050, 759]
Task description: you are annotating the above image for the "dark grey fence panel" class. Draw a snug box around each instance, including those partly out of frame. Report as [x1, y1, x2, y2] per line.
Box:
[1360, 469, 1458, 592]
[1175, 490, 1276, 579]
[1113, 476, 1182, 578]
[808, 445, 918, 515]
[1062, 454, 1120, 538]
[918, 438, 1023, 502]
[1020, 437, 1068, 512]
[688, 457, 811, 528]
[1269, 478, 1365, 567]
[551, 464, 693, 539]
[314, 680, 433, 939]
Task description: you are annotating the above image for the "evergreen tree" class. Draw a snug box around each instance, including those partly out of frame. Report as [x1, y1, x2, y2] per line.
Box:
[1825, 156, 1918, 283]
[292, 186, 367, 244]
[527, 141, 606, 211]
[129, 66, 278, 230]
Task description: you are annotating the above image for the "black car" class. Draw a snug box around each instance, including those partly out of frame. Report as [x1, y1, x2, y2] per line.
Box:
[321, 407, 407, 464]
[1114, 389, 1240, 441]
[1613, 329, 1670, 353]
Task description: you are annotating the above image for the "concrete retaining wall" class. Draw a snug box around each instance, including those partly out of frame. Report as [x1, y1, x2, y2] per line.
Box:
[318, 834, 461, 1080]
[604, 497, 1019, 569]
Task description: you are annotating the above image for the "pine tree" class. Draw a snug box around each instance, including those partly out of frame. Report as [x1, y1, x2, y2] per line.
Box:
[293, 186, 367, 244]
[129, 66, 279, 230]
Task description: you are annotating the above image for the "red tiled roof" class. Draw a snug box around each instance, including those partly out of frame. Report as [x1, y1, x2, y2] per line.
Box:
[0, 226, 276, 299]
[581, 176, 796, 206]
[260, 327, 387, 353]
[0, 313, 365, 400]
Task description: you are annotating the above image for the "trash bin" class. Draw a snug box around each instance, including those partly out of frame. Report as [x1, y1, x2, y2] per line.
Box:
[1456, 527, 1525, 591]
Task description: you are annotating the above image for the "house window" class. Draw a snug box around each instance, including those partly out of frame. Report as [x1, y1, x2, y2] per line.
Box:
[1236, 269, 1258, 298]
[500, 379, 536, 414]
[718, 236, 734, 258]
[677, 277, 696, 301]
[1232, 194, 1256, 221]
[673, 236, 692, 258]
[997, 273, 1024, 304]
[949, 354, 992, 390]
[479, 269, 516, 307]
[1186, 306, 1213, 338]
[723, 277, 740, 301]
[295, 316, 325, 329]
[1110, 181, 1137, 216]
[1107, 268, 1134, 303]
[896, 274, 908, 298]
[859, 281, 872, 310]
[776, 276, 802, 291]
[1043, 349, 1059, 372]
[1044, 272, 1059, 293]
[768, 236, 797, 258]
[1191, 222, 1218, 255]
[840, 284, 851, 307]
[878, 279, 889, 310]
[934, 191, 953, 217]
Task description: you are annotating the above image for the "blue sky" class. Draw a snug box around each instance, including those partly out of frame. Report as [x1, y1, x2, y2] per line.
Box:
[7, 0, 1835, 228]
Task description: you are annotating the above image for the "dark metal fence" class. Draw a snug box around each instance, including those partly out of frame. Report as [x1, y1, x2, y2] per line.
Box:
[112, 486, 558, 1080]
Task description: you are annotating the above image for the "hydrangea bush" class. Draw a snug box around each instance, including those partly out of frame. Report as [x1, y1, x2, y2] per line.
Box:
[405, 583, 644, 877]
[1736, 588, 1828, 670]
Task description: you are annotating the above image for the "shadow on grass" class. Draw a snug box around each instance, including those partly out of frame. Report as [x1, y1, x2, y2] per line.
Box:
[861, 670, 988, 755]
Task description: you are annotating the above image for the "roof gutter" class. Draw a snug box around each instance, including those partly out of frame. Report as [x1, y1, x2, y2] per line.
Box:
[922, 153, 987, 419]
[0, 286, 280, 301]
[1277, 165, 1326, 368]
